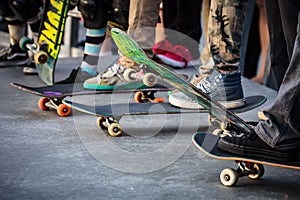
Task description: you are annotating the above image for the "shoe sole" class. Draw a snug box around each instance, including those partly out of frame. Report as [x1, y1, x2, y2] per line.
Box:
[169, 94, 246, 109]
[0, 58, 31, 67]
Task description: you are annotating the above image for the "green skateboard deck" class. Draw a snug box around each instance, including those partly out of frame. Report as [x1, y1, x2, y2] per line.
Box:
[192, 132, 300, 187]
[63, 95, 266, 137]
[110, 28, 255, 135]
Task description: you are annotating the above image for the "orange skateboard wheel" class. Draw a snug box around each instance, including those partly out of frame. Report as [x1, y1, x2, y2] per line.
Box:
[57, 104, 71, 117]
[38, 97, 50, 110]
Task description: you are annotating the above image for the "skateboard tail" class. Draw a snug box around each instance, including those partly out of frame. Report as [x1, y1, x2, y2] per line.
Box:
[36, 0, 69, 85]
[111, 28, 253, 134]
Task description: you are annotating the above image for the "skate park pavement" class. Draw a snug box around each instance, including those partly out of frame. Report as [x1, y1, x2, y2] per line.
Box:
[1, 56, 300, 200]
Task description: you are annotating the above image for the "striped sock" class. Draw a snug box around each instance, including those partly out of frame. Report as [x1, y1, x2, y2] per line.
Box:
[80, 28, 106, 76]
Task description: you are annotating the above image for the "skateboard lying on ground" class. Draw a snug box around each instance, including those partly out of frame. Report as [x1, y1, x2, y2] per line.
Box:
[10, 82, 179, 117]
[192, 132, 300, 187]
[20, 0, 69, 85]
[63, 95, 266, 137]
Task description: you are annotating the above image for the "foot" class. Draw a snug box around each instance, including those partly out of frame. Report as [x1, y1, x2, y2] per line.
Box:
[0, 43, 30, 67]
[169, 69, 245, 109]
[218, 129, 298, 162]
[23, 60, 38, 75]
[152, 39, 199, 68]
[55, 67, 94, 84]
[83, 56, 147, 90]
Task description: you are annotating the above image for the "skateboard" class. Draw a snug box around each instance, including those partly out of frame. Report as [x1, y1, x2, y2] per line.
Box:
[20, 0, 69, 85]
[110, 28, 258, 136]
[192, 132, 300, 187]
[10, 82, 180, 117]
[63, 95, 266, 137]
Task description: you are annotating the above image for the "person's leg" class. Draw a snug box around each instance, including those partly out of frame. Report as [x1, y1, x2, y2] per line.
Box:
[127, 0, 162, 56]
[243, 4, 261, 79]
[57, 0, 109, 84]
[169, 0, 248, 109]
[255, 26, 300, 150]
[80, 28, 106, 76]
[218, 15, 300, 161]
[163, 0, 201, 59]
[0, 19, 30, 66]
[250, 0, 269, 84]
[263, 0, 288, 90]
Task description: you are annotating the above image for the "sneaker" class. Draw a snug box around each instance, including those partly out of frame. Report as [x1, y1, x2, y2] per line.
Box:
[55, 67, 94, 84]
[83, 56, 145, 90]
[23, 60, 38, 75]
[152, 40, 196, 68]
[217, 129, 299, 162]
[0, 43, 30, 67]
[169, 70, 245, 109]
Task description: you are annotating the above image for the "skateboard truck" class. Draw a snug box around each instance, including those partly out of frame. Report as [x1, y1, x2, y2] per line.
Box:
[97, 116, 122, 137]
[134, 91, 165, 103]
[19, 37, 49, 65]
[220, 161, 265, 187]
[123, 67, 159, 87]
[38, 96, 71, 117]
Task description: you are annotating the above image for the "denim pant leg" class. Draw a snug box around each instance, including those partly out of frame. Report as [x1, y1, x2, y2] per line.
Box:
[264, 0, 289, 90]
[255, 15, 300, 150]
[239, 0, 256, 75]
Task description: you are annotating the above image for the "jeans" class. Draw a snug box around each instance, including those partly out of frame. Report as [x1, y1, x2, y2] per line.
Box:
[256, 12, 300, 150]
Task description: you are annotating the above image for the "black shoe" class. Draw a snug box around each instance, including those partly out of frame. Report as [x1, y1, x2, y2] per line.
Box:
[0, 43, 30, 67]
[56, 67, 94, 84]
[218, 130, 298, 162]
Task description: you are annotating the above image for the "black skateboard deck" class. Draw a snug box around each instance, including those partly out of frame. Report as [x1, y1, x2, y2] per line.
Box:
[192, 132, 300, 187]
[10, 82, 177, 117]
[63, 95, 266, 137]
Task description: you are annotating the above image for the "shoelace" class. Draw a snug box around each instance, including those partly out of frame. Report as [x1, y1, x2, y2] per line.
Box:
[197, 74, 222, 94]
[99, 64, 125, 80]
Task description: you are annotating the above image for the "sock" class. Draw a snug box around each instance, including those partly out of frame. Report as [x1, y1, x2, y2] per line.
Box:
[80, 28, 106, 76]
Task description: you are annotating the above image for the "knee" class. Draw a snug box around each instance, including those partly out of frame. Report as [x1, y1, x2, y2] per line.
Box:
[78, 0, 97, 21]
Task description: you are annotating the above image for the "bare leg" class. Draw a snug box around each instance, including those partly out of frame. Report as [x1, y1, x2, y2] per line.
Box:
[251, 0, 269, 84]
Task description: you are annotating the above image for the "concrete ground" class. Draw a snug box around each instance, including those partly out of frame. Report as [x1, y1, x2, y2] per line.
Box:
[1, 57, 300, 200]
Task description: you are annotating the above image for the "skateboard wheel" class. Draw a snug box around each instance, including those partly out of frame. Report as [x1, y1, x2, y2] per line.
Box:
[143, 73, 158, 87]
[57, 104, 71, 117]
[34, 51, 48, 64]
[97, 117, 108, 129]
[38, 97, 50, 111]
[19, 37, 33, 51]
[248, 164, 264, 180]
[134, 91, 144, 103]
[152, 97, 165, 103]
[123, 68, 137, 82]
[108, 123, 122, 137]
[220, 168, 239, 187]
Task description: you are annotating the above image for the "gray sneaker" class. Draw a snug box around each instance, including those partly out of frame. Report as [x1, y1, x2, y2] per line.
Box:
[169, 70, 245, 109]
[83, 56, 149, 90]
